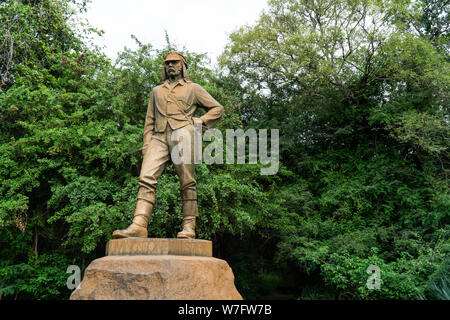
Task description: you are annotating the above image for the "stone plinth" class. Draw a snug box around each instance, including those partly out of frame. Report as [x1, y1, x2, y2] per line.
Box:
[106, 238, 212, 257]
[70, 255, 243, 300]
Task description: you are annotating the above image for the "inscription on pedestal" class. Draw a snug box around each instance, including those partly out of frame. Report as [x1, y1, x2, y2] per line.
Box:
[106, 238, 212, 257]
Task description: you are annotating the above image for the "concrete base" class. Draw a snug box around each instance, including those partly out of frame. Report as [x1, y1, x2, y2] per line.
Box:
[106, 238, 212, 257]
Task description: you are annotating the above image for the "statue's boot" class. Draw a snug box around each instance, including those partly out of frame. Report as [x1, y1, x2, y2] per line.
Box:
[177, 216, 196, 239]
[112, 200, 153, 239]
[177, 197, 197, 239]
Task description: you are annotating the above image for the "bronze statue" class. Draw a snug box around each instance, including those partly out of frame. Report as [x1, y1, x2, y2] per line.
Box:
[112, 51, 224, 239]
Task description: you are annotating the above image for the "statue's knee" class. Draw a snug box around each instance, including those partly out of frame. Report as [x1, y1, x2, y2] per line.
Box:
[137, 187, 156, 202]
[181, 188, 197, 201]
[140, 172, 159, 185]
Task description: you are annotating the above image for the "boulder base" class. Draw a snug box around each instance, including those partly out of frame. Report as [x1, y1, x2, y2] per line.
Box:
[70, 255, 243, 300]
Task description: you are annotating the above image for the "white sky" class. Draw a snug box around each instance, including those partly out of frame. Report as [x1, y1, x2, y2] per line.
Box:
[81, 0, 269, 65]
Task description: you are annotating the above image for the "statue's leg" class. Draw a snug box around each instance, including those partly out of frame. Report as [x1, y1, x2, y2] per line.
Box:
[169, 124, 198, 239]
[112, 134, 169, 239]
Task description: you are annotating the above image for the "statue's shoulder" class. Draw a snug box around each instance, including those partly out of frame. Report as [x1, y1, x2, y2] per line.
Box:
[152, 84, 164, 93]
[186, 81, 204, 91]
[186, 80, 199, 86]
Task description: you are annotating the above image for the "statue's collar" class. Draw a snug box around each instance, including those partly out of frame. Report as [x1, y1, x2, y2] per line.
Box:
[163, 78, 188, 89]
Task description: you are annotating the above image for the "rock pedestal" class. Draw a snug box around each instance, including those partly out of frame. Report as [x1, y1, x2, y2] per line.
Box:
[70, 238, 242, 300]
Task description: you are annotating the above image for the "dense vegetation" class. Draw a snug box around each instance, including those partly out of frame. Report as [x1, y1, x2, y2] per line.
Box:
[0, 0, 448, 300]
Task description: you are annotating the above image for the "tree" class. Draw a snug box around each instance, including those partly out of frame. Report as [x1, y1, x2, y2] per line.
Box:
[0, 0, 275, 299]
[1, 0, 447, 300]
[219, 0, 449, 299]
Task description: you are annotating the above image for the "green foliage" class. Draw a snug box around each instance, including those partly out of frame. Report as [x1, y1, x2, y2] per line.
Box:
[0, 253, 71, 300]
[0, 0, 256, 299]
[0, 0, 448, 300]
[421, 276, 450, 300]
[220, 0, 449, 299]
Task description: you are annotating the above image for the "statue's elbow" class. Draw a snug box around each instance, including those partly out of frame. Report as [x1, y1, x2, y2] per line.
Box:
[217, 104, 225, 118]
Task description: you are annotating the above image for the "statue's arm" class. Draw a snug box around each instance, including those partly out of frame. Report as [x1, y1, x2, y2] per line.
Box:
[142, 91, 155, 154]
[194, 84, 224, 130]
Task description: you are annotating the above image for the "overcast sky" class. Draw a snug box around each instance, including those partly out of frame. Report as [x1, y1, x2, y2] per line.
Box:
[81, 0, 269, 65]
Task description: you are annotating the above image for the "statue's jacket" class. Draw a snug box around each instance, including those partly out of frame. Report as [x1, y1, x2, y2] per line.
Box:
[143, 78, 224, 149]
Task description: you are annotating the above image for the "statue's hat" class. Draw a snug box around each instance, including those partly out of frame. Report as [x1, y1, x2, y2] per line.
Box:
[163, 51, 188, 68]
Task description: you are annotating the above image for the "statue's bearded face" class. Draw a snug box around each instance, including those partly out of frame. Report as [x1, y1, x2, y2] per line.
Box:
[165, 60, 183, 78]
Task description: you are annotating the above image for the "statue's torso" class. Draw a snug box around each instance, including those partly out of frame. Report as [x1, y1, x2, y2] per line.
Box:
[152, 79, 199, 132]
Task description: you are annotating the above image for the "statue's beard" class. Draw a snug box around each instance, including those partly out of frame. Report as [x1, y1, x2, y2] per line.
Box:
[163, 64, 188, 82]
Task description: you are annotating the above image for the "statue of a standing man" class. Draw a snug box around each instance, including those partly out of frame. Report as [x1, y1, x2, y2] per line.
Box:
[112, 51, 224, 240]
